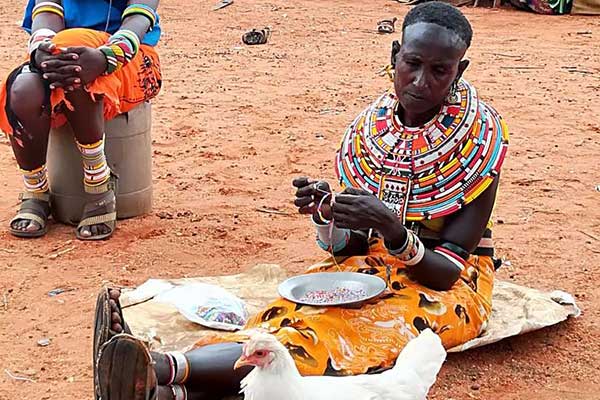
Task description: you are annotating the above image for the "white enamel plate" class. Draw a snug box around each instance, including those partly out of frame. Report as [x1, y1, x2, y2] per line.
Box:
[278, 272, 387, 307]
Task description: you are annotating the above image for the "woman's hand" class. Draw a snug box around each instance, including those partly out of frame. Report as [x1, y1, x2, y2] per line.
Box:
[40, 46, 107, 89]
[292, 177, 333, 223]
[333, 187, 406, 245]
[34, 42, 82, 89]
[34, 41, 79, 68]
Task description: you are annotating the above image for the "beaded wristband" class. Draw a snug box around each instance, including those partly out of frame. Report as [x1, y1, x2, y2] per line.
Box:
[32, 2, 64, 20]
[434, 246, 467, 271]
[313, 216, 350, 253]
[98, 30, 140, 75]
[387, 229, 425, 266]
[438, 241, 470, 261]
[387, 229, 415, 260]
[122, 4, 158, 31]
[404, 236, 425, 266]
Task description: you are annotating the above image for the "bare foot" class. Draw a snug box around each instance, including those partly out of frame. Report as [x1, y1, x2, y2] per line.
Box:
[108, 289, 124, 333]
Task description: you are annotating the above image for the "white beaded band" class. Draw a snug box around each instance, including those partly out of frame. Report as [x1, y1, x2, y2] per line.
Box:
[167, 351, 190, 384]
[28, 28, 57, 55]
[434, 248, 466, 271]
[404, 237, 426, 266]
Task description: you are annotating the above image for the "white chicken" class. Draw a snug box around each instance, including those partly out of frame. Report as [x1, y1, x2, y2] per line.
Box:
[233, 329, 446, 400]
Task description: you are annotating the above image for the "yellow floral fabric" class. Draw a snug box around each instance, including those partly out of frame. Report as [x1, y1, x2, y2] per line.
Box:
[194, 237, 494, 376]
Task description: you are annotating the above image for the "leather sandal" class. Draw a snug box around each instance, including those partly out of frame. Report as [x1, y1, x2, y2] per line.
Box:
[242, 27, 271, 45]
[94, 288, 132, 400]
[76, 174, 117, 241]
[377, 17, 398, 34]
[97, 334, 157, 400]
[9, 191, 51, 238]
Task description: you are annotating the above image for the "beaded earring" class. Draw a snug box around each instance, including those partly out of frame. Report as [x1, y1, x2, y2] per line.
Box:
[379, 64, 395, 82]
[446, 80, 460, 104]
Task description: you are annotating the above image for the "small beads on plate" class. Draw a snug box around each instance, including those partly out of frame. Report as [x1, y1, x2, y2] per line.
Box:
[299, 287, 367, 305]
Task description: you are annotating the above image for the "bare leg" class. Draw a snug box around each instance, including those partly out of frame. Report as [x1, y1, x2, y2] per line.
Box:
[108, 290, 249, 397]
[151, 344, 247, 397]
[8, 71, 51, 233]
[64, 89, 113, 238]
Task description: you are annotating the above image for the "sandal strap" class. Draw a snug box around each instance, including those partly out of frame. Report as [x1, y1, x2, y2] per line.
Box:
[85, 179, 116, 194]
[10, 211, 46, 228]
[19, 191, 50, 202]
[78, 212, 117, 228]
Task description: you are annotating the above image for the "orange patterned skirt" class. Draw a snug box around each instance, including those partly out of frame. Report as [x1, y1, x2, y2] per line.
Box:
[195, 237, 494, 376]
[0, 28, 161, 135]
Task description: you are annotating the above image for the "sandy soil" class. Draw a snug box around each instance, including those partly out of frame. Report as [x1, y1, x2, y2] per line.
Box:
[0, 0, 599, 399]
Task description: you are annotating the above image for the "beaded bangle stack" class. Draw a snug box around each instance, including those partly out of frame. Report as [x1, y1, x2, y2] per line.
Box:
[386, 229, 425, 266]
[122, 4, 158, 31]
[98, 30, 140, 75]
[32, 2, 64, 21]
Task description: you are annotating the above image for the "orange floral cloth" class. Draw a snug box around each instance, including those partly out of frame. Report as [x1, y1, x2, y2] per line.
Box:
[0, 28, 161, 134]
[194, 237, 494, 376]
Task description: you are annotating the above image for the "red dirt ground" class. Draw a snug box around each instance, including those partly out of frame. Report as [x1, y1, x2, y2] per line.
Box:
[0, 1, 599, 399]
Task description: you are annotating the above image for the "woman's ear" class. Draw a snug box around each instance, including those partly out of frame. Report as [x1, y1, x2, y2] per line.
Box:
[391, 40, 401, 67]
[457, 59, 470, 80]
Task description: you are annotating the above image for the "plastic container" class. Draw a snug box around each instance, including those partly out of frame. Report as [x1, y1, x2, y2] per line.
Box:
[47, 102, 153, 225]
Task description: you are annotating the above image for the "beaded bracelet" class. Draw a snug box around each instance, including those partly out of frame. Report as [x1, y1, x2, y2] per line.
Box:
[98, 30, 140, 75]
[387, 229, 425, 266]
[122, 4, 158, 31]
[32, 2, 64, 20]
[438, 241, 470, 261]
[313, 216, 350, 253]
[404, 235, 425, 266]
[434, 246, 467, 271]
[387, 229, 414, 259]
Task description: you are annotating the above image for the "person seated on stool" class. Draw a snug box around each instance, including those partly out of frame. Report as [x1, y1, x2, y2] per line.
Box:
[0, 0, 162, 240]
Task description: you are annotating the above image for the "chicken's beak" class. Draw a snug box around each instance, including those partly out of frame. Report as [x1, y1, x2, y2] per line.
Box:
[234, 355, 250, 370]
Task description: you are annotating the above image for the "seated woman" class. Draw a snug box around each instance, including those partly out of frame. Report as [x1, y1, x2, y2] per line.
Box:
[93, 2, 508, 399]
[0, 0, 162, 240]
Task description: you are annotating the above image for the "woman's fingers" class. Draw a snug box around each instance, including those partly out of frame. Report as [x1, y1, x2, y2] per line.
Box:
[331, 202, 352, 214]
[37, 41, 56, 54]
[292, 177, 313, 188]
[298, 205, 316, 215]
[41, 59, 81, 71]
[333, 193, 360, 205]
[341, 187, 369, 196]
[294, 196, 314, 208]
[295, 184, 317, 198]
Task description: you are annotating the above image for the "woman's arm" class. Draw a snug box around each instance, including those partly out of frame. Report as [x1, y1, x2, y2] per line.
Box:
[119, 0, 160, 43]
[405, 177, 499, 290]
[31, 0, 65, 34]
[333, 178, 499, 291]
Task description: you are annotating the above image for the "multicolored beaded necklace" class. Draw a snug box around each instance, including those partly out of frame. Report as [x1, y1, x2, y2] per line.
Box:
[335, 79, 509, 223]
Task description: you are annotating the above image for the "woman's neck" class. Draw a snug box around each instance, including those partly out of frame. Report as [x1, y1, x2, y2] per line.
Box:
[397, 103, 443, 128]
